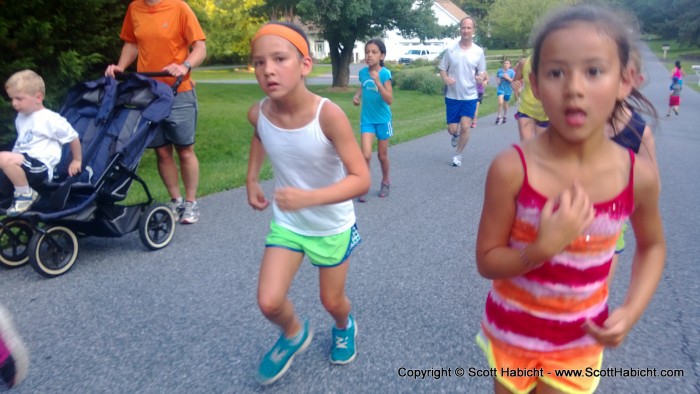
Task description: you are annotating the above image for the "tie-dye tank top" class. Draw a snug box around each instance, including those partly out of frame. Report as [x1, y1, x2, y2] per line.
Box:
[481, 145, 635, 355]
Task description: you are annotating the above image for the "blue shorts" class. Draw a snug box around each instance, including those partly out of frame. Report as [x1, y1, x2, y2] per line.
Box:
[514, 111, 549, 128]
[149, 89, 198, 148]
[498, 92, 512, 102]
[360, 122, 393, 141]
[445, 98, 478, 124]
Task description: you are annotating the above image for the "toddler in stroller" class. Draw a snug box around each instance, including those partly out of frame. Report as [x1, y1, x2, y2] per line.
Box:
[0, 73, 178, 277]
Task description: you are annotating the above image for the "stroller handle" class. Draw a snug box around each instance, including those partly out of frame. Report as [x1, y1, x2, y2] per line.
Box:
[114, 72, 183, 94]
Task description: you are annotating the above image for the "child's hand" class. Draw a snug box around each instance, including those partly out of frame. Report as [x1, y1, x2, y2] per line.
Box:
[247, 182, 269, 211]
[68, 160, 82, 176]
[583, 307, 632, 347]
[274, 187, 309, 211]
[511, 80, 522, 92]
[353, 95, 360, 106]
[538, 182, 595, 256]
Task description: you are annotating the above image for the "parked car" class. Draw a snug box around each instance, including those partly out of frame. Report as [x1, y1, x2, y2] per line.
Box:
[398, 48, 441, 65]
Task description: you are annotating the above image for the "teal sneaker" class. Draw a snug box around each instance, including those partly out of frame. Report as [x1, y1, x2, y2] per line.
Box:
[330, 314, 357, 365]
[257, 320, 313, 385]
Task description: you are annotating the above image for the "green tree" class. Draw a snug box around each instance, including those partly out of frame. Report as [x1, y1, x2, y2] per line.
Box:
[399, 0, 455, 43]
[256, 0, 443, 87]
[675, 0, 700, 47]
[0, 0, 128, 147]
[453, 0, 495, 20]
[189, 0, 267, 64]
[486, 0, 572, 52]
[298, 0, 445, 87]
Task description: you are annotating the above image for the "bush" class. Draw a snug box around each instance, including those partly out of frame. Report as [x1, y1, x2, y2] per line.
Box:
[394, 68, 443, 95]
[417, 75, 445, 95]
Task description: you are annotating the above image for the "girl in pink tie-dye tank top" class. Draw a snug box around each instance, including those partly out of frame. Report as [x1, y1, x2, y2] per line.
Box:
[474, 5, 665, 394]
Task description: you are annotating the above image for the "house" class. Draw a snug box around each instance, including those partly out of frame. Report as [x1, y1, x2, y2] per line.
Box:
[305, 0, 469, 63]
[383, 0, 469, 62]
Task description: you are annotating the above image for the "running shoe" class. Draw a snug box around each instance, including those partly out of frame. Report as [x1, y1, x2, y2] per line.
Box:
[6, 189, 39, 217]
[330, 315, 357, 365]
[0, 306, 29, 389]
[258, 320, 313, 385]
[167, 197, 184, 219]
[180, 201, 200, 224]
[450, 132, 459, 148]
[495, 117, 501, 125]
[452, 154, 462, 167]
[379, 182, 390, 198]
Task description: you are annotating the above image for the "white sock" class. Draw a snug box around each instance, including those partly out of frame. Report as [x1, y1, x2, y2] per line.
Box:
[15, 186, 30, 195]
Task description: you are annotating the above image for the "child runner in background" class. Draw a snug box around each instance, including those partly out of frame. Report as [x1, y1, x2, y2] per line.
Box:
[671, 60, 686, 88]
[512, 56, 549, 140]
[607, 46, 659, 285]
[472, 70, 488, 128]
[3, 70, 82, 216]
[495, 59, 515, 125]
[246, 22, 370, 385]
[353, 38, 393, 202]
[0, 305, 29, 389]
[666, 76, 681, 116]
[475, 5, 665, 393]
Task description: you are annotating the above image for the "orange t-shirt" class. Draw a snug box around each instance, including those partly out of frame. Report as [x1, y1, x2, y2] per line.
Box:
[120, 0, 206, 93]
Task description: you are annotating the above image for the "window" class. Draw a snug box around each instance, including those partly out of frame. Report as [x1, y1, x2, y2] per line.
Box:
[315, 41, 324, 54]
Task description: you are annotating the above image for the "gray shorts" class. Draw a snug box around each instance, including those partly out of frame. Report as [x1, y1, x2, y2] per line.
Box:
[149, 89, 198, 148]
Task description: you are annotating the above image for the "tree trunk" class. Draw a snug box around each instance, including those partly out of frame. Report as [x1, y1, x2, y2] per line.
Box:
[328, 36, 356, 88]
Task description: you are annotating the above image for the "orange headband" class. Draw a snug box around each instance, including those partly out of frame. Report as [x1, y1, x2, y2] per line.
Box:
[252, 24, 309, 58]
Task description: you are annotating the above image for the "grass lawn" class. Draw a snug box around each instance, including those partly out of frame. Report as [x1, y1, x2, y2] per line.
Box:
[128, 81, 499, 203]
[192, 64, 331, 81]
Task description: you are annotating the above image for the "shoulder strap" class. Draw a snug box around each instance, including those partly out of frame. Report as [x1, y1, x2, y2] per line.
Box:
[315, 97, 329, 120]
[512, 144, 528, 182]
[627, 147, 635, 187]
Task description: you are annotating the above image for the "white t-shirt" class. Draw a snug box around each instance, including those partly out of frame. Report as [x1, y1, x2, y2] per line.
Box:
[14, 108, 78, 180]
[439, 41, 486, 100]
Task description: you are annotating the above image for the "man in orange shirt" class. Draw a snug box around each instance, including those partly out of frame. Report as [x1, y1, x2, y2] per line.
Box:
[106, 0, 207, 224]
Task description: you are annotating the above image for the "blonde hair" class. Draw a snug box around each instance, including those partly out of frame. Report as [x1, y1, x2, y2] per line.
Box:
[5, 70, 45, 96]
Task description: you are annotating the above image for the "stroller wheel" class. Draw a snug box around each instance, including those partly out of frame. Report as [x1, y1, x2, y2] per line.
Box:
[0, 219, 33, 268]
[29, 226, 79, 278]
[139, 204, 176, 250]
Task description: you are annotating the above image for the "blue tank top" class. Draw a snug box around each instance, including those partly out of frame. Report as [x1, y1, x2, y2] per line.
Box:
[611, 110, 645, 153]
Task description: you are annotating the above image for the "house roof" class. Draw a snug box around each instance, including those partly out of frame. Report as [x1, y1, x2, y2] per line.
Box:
[434, 0, 469, 22]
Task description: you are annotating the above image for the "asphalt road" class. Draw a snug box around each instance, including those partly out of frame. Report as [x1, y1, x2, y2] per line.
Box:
[1, 43, 699, 393]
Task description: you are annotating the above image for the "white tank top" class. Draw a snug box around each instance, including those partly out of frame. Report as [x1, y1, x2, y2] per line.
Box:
[257, 98, 355, 236]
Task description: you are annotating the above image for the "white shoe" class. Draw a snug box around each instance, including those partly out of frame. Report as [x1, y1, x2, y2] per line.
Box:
[6, 189, 39, 217]
[451, 154, 462, 167]
[180, 200, 200, 224]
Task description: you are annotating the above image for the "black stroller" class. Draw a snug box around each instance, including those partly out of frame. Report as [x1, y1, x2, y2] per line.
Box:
[0, 73, 178, 278]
